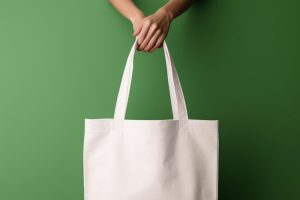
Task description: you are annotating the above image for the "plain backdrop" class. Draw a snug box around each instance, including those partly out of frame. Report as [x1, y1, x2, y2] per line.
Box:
[0, 0, 299, 199]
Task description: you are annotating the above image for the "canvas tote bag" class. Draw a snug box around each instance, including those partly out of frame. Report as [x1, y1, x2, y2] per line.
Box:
[83, 38, 219, 200]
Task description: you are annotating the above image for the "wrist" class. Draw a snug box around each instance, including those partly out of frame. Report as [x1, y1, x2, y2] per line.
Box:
[157, 7, 174, 21]
[129, 11, 145, 23]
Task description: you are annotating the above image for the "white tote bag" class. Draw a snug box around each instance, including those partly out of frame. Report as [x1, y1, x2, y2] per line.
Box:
[83, 39, 219, 200]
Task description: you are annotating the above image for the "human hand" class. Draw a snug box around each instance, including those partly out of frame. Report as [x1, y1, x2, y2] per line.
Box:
[130, 13, 145, 38]
[132, 8, 173, 52]
[110, 0, 193, 52]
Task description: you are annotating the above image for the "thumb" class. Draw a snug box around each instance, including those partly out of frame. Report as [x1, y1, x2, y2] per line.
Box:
[133, 25, 142, 36]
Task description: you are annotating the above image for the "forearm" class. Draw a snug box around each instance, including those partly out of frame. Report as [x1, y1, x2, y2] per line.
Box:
[108, 0, 144, 23]
[158, 0, 194, 21]
[108, 0, 195, 52]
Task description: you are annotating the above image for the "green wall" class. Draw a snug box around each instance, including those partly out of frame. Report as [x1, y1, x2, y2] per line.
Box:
[0, 0, 299, 199]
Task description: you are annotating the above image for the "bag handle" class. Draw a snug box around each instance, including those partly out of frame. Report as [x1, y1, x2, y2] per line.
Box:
[114, 38, 188, 120]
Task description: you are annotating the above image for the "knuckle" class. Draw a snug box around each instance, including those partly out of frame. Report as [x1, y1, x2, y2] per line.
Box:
[152, 23, 158, 28]
[138, 37, 144, 42]
[140, 44, 146, 49]
[145, 19, 151, 25]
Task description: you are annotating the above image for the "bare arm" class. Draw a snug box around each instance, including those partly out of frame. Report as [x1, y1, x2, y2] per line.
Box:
[160, 0, 194, 20]
[108, 0, 145, 25]
[108, 0, 194, 52]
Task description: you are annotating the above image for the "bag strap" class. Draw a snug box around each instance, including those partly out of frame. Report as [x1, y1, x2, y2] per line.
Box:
[114, 38, 188, 120]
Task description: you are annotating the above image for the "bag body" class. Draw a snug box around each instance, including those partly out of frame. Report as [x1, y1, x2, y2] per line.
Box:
[83, 39, 219, 200]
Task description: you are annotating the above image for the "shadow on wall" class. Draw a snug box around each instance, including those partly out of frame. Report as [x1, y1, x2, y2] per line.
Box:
[181, 0, 218, 61]
[187, 1, 268, 199]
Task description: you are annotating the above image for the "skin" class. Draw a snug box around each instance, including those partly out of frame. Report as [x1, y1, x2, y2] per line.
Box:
[108, 0, 194, 52]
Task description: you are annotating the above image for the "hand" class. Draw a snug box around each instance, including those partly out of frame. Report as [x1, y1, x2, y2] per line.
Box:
[130, 13, 145, 38]
[133, 8, 173, 52]
[109, 0, 193, 52]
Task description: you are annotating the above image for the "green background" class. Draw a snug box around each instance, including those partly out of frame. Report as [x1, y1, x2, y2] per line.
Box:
[0, 0, 299, 199]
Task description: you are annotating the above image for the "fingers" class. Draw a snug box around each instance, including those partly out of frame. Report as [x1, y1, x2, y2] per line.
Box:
[144, 30, 161, 51]
[149, 35, 164, 52]
[139, 24, 158, 50]
[135, 12, 170, 52]
[137, 20, 151, 46]
[138, 22, 165, 52]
